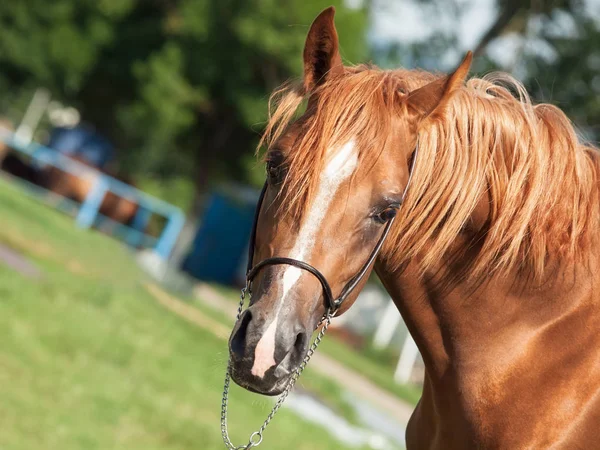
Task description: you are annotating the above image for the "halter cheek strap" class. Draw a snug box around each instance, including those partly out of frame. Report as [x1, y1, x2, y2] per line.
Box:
[246, 218, 395, 311]
[245, 141, 418, 314]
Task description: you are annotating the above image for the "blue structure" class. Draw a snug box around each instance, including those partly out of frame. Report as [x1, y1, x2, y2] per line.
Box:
[183, 187, 258, 285]
[48, 126, 114, 169]
[0, 130, 185, 260]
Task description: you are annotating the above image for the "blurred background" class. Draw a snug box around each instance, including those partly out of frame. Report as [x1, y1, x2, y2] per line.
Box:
[0, 1, 598, 449]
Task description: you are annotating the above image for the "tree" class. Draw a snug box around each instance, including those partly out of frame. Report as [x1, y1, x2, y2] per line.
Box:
[472, 0, 584, 56]
[0, 0, 136, 119]
[369, 0, 599, 143]
[0, 0, 368, 205]
[466, 0, 600, 141]
[521, 13, 600, 141]
[119, 1, 367, 192]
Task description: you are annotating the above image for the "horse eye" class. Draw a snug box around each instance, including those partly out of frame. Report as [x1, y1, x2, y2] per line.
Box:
[374, 207, 398, 224]
[266, 160, 283, 184]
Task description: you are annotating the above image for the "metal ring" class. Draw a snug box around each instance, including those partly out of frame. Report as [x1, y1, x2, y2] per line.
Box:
[250, 432, 263, 445]
[247, 432, 263, 447]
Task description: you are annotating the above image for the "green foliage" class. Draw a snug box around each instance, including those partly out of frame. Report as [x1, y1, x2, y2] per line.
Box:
[2, 0, 599, 210]
[522, 16, 600, 141]
[118, 0, 368, 188]
[375, 1, 600, 144]
[0, 1, 368, 211]
[0, 0, 134, 94]
[471, 3, 600, 143]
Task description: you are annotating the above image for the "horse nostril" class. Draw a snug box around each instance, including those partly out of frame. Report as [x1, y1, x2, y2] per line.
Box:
[230, 310, 252, 358]
[291, 332, 308, 364]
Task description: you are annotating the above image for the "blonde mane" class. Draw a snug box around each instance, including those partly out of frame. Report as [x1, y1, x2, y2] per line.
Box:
[260, 66, 600, 280]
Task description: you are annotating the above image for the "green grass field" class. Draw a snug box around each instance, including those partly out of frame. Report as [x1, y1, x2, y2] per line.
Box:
[0, 178, 376, 450]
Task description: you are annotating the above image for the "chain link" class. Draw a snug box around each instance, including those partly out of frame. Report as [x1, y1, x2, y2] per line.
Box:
[221, 285, 332, 449]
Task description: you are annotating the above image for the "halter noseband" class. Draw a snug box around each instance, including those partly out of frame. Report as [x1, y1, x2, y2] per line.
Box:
[245, 143, 418, 314]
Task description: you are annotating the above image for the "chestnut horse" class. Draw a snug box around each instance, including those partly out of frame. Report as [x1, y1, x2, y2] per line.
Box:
[228, 7, 600, 449]
[42, 155, 139, 226]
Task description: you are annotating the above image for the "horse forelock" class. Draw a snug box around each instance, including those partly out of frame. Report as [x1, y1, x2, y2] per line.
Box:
[259, 66, 436, 217]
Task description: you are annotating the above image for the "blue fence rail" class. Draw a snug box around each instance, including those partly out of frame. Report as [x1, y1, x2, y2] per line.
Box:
[0, 128, 185, 260]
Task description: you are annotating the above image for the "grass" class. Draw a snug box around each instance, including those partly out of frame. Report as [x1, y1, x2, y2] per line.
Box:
[318, 339, 422, 405]
[0, 178, 371, 450]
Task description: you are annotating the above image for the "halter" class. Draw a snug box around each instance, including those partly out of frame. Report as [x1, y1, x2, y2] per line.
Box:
[246, 187, 394, 312]
[246, 142, 418, 313]
[221, 142, 418, 450]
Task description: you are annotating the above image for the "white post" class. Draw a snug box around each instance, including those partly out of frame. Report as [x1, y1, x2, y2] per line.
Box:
[394, 334, 419, 384]
[372, 299, 401, 349]
[14, 88, 51, 145]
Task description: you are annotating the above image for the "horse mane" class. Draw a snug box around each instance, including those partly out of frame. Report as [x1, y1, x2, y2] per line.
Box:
[260, 65, 600, 280]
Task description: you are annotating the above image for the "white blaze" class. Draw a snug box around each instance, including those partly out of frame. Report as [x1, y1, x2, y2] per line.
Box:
[251, 139, 358, 378]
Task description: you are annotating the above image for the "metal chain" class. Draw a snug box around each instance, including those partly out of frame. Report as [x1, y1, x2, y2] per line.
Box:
[221, 285, 333, 450]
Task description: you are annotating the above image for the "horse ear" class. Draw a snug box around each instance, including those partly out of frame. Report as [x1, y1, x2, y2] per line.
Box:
[406, 51, 473, 120]
[303, 7, 344, 93]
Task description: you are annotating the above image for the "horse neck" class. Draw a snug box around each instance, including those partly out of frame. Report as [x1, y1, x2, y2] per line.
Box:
[375, 247, 600, 391]
[376, 136, 600, 382]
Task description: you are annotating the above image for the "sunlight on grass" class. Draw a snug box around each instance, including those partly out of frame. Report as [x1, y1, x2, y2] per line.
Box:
[0, 179, 371, 450]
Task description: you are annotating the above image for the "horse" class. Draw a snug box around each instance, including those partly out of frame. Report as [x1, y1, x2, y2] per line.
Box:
[42, 154, 140, 228]
[0, 121, 44, 185]
[227, 7, 600, 449]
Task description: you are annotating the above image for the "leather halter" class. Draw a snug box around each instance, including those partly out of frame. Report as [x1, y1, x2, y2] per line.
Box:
[245, 143, 418, 313]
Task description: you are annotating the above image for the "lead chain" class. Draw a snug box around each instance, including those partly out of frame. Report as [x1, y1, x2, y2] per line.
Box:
[221, 285, 332, 449]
